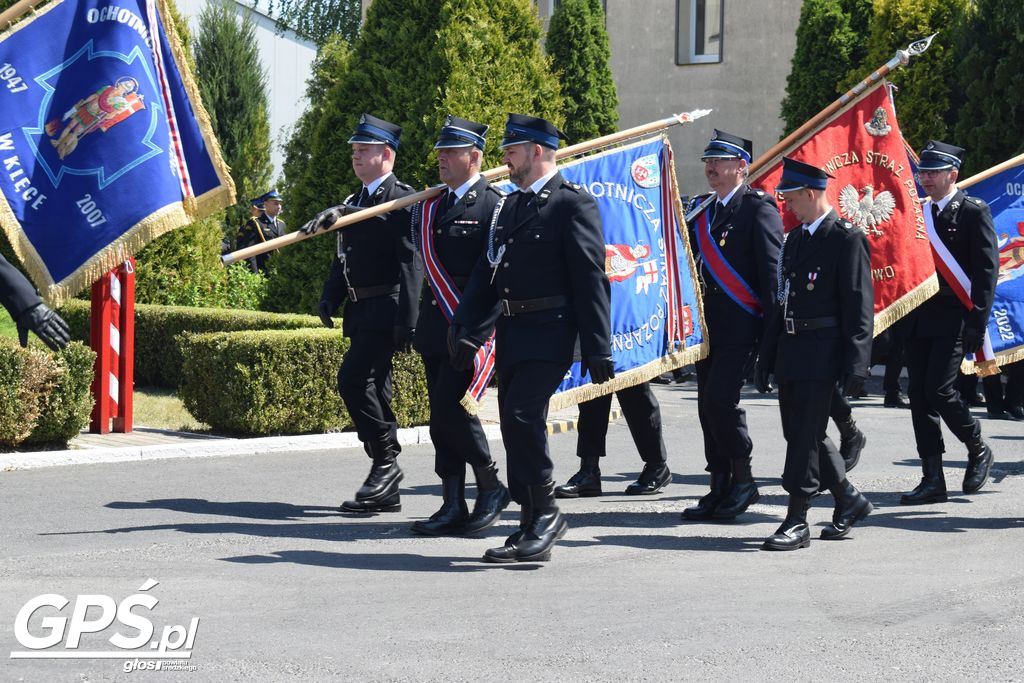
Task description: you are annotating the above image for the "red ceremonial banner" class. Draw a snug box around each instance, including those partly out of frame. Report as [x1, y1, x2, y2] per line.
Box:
[750, 81, 937, 334]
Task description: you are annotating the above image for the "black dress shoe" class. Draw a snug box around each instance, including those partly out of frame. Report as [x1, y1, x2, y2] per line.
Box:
[465, 463, 511, 535]
[884, 394, 909, 408]
[712, 481, 760, 520]
[835, 416, 866, 473]
[355, 459, 403, 501]
[625, 463, 671, 495]
[482, 530, 524, 563]
[963, 438, 994, 494]
[1008, 405, 1024, 421]
[514, 482, 568, 562]
[965, 393, 986, 407]
[682, 471, 731, 521]
[900, 455, 947, 505]
[411, 477, 469, 536]
[340, 490, 402, 513]
[555, 456, 602, 498]
[986, 409, 1010, 420]
[820, 480, 873, 539]
[762, 496, 811, 551]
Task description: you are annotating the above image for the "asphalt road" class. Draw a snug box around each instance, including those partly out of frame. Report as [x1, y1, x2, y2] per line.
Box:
[2, 381, 1022, 681]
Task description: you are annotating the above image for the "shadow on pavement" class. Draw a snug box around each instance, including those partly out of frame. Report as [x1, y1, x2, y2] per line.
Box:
[856, 509, 1024, 534]
[560, 533, 763, 553]
[220, 550, 542, 572]
[105, 498, 338, 520]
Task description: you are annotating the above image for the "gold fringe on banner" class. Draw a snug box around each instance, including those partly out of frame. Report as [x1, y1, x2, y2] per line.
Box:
[872, 273, 939, 337]
[0, 0, 235, 307]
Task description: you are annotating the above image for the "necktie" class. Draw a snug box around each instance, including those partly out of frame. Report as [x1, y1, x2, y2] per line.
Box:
[442, 189, 456, 214]
[931, 202, 940, 223]
[357, 186, 370, 207]
[515, 190, 534, 223]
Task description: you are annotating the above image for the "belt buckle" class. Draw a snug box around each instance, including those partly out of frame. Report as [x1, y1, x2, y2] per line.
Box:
[347, 286, 358, 302]
[784, 317, 795, 335]
[501, 299, 512, 317]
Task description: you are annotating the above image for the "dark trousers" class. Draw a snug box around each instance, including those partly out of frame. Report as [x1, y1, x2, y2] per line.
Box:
[695, 344, 755, 473]
[422, 355, 492, 477]
[1006, 361, 1024, 407]
[907, 332, 980, 458]
[778, 379, 845, 497]
[338, 331, 398, 454]
[883, 319, 909, 396]
[576, 382, 666, 464]
[829, 385, 851, 422]
[497, 360, 570, 504]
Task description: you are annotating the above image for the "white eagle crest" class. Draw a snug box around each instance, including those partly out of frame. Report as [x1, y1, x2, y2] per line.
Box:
[839, 184, 896, 236]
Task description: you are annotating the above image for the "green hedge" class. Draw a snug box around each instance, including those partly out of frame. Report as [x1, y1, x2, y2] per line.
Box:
[177, 328, 428, 435]
[0, 340, 95, 449]
[58, 300, 329, 389]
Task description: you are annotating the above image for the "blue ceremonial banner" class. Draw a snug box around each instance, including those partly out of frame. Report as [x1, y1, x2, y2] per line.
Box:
[500, 137, 706, 410]
[965, 157, 1024, 368]
[0, 0, 234, 304]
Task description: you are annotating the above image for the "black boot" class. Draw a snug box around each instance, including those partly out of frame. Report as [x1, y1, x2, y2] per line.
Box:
[340, 444, 403, 513]
[410, 476, 469, 536]
[625, 462, 671, 495]
[681, 471, 731, 521]
[821, 479, 873, 539]
[899, 455, 947, 505]
[482, 502, 531, 564]
[713, 458, 760, 520]
[464, 462, 511, 535]
[762, 496, 811, 551]
[555, 455, 602, 498]
[884, 393, 909, 408]
[963, 435, 994, 494]
[836, 415, 866, 472]
[515, 481, 569, 562]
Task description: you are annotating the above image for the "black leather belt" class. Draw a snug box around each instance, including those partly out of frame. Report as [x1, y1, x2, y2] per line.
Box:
[500, 294, 568, 316]
[784, 316, 838, 334]
[348, 284, 400, 302]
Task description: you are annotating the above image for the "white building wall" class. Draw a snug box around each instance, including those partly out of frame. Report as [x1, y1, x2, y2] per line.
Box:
[175, 0, 317, 182]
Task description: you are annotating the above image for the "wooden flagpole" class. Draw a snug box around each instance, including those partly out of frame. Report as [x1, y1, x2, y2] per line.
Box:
[0, 0, 47, 28]
[958, 152, 1024, 189]
[685, 33, 938, 224]
[221, 109, 712, 266]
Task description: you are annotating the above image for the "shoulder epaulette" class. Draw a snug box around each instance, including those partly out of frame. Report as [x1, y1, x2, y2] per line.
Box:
[562, 180, 582, 193]
[838, 219, 854, 231]
[966, 196, 985, 206]
[486, 184, 507, 197]
[395, 180, 414, 191]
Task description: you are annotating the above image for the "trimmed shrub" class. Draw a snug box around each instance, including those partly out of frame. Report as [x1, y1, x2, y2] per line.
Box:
[58, 300, 330, 389]
[0, 340, 95, 449]
[178, 328, 428, 435]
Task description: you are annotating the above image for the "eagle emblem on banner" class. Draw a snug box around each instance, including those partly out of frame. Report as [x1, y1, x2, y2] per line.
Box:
[865, 107, 892, 136]
[839, 184, 896, 236]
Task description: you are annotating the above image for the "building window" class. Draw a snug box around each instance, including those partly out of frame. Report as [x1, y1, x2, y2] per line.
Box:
[677, 0, 723, 65]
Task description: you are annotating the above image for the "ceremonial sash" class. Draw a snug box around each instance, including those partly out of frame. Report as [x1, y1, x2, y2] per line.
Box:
[923, 200, 994, 362]
[417, 193, 497, 413]
[692, 206, 763, 318]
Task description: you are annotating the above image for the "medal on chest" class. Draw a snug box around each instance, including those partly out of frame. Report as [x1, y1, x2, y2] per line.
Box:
[807, 271, 818, 291]
[718, 227, 731, 247]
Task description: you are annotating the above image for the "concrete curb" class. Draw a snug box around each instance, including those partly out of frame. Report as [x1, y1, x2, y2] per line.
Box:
[0, 411, 622, 472]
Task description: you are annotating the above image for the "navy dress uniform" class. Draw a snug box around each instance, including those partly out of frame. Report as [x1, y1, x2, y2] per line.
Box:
[409, 116, 511, 536]
[237, 190, 286, 273]
[756, 157, 874, 550]
[901, 141, 998, 505]
[0, 254, 70, 351]
[452, 113, 612, 562]
[681, 130, 784, 521]
[310, 114, 422, 513]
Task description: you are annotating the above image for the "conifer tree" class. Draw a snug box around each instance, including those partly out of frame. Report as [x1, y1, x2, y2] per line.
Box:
[953, 0, 1024, 175]
[274, 0, 563, 314]
[849, 0, 969, 149]
[193, 1, 273, 238]
[545, 0, 619, 142]
[780, 0, 869, 136]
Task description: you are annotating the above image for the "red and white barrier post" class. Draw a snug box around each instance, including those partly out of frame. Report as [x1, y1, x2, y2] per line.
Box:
[89, 259, 135, 433]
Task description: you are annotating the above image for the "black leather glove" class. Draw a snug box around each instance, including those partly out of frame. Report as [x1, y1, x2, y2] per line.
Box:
[754, 360, 773, 394]
[586, 355, 615, 384]
[17, 303, 70, 351]
[317, 300, 335, 328]
[450, 337, 480, 371]
[299, 204, 358, 235]
[961, 326, 983, 354]
[446, 324, 462, 358]
[393, 325, 415, 353]
[843, 374, 866, 398]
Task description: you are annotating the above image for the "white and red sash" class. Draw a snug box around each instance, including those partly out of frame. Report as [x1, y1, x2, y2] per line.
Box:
[692, 205, 763, 318]
[418, 192, 497, 411]
[923, 199, 994, 362]
[660, 145, 686, 346]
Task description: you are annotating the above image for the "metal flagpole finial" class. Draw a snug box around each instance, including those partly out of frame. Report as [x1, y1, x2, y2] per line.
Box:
[674, 109, 713, 125]
[898, 32, 938, 65]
